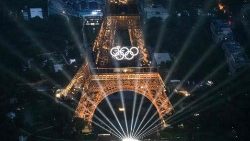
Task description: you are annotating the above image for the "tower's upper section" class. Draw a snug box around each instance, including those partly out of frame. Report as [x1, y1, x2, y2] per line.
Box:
[90, 1, 152, 71]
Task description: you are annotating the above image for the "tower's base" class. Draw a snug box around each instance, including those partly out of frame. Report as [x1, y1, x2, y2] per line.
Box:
[82, 125, 92, 134]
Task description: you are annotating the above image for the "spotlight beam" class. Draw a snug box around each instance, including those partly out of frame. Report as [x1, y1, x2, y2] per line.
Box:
[169, 81, 243, 126]
[164, 0, 215, 82]
[154, 19, 168, 53]
[0, 8, 129, 138]
[120, 91, 129, 135]
[63, 15, 84, 56]
[0, 64, 124, 138]
[112, 61, 129, 136]
[131, 68, 154, 136]
[1, 4, 72, 81]
[135, 114, 161, 138]
[91, 71, 127, 136]
[168, 44, 216, 100]
[167, 71, 241, 122]
[0, 37, 61, 87]
[92, 120, 122, 139]
[0, 65, 75, 113]
[190, 62, 227, 93]
[81, 90, 125, 137]
[133, 103, 154, 136]
[130, 92, 137, 137]
[93, 115, 124, 138]
[133, 103, 157, 136]
[177, 73, 245, 123]
[69, 91, 123, 138]
[70, 69, 126, 138]
[129, 55, 141, 137]
[170, 62, 226, 111]
[92, 106, 124, 137]
[134, 111, 158, 138]
[138, 122, 162, 139]
[132, 95, 145, 136]
[133, 85, 166, 137]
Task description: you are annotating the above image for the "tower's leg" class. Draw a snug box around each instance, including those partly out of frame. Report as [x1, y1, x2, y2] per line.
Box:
[161, 119, 169, 129]
[82, 121, 92, 134]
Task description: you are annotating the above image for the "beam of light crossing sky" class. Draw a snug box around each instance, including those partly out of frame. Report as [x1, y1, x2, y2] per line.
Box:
[168, 44, 216, 100]
[167, 71, 242, 122]
[164, 0, 216, 83]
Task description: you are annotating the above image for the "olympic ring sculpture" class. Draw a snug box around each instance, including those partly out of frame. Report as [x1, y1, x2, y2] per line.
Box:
[110, 46, 139, 61]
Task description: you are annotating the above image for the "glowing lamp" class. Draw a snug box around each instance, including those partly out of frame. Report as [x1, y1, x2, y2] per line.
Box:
[56, 93, 61, 98]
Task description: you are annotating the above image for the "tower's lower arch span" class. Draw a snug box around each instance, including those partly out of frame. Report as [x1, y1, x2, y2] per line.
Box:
[74, 73, 173, 132]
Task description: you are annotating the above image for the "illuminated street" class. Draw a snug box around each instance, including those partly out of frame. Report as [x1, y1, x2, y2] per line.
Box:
[0, 0, 250, 141]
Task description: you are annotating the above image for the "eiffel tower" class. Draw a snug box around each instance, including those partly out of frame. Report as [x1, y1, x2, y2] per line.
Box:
[57, 0, 173, 133]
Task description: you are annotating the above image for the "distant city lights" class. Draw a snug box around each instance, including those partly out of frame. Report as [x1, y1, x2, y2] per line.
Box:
[194, 113, 200, 117]
[206, 80, 214, 86]
[91, 11, 98, 15]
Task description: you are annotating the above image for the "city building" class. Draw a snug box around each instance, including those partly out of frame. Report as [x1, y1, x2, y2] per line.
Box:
[153, 53, 172, 66]
[141, 3, 169, 20]
[210, 20, 234, 43]
[53, 64, 64, 72]
[80, 11, 103, 25]
[78, 0, 104, 25]
[48, 0, 104, 25]
[48, 0, 71, 16]
[35, 52, 68, 73]
[81, 9, 103, 25]
[21, 7, 44, 20]
[30, 8, 43, 18]
[222, 41, 249, 74]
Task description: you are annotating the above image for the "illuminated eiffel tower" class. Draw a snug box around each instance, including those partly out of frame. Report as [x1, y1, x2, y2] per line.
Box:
[57, 0, 173, 133]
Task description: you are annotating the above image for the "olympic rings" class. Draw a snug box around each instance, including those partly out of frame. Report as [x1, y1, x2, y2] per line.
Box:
[110, 46, 139, 61]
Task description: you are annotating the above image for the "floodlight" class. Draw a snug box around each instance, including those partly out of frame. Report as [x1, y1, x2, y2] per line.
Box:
[122, 138, 139, 141]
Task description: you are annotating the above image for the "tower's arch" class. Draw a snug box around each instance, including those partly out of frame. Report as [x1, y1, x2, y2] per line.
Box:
[74, 73, 173, 132]
[92, 91, 161, 135]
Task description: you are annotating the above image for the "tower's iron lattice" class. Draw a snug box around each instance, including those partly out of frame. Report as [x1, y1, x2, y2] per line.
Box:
[58, 4, 173, 133]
